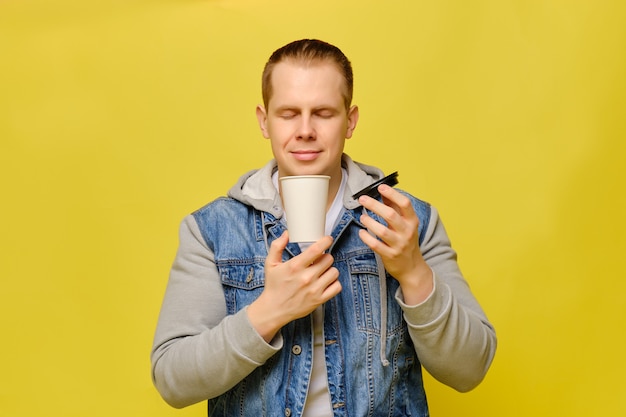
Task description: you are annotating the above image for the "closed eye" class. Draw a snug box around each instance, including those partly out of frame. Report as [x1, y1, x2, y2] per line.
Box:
[315, 110, 336, 119]
[279, 111, 297, 119]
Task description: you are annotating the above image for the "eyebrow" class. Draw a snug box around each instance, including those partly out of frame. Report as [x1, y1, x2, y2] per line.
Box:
[272, 104, 341, 113]
[273, 105, 299, 112]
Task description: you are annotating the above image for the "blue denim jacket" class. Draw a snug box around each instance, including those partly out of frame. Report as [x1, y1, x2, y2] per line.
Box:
[152, 156, 496, 412]
[193, 186, 432, 417]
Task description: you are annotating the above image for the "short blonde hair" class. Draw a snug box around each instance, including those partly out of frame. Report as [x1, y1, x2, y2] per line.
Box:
[261, 39, 354, 110]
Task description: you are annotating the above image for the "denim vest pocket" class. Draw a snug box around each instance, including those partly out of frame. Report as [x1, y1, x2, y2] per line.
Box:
[347, 252, 404, 336]
[218, 261, 265, 315]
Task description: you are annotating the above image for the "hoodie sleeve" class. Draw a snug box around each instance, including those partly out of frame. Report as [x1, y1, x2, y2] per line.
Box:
[395, 206, 497, 392]
[150, 215, 282, 408]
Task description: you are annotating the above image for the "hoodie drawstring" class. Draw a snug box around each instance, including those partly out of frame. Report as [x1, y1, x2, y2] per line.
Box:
[261, 212, 271, 253]
[361, 207, 391, 367]
[375, 251, 391, 367]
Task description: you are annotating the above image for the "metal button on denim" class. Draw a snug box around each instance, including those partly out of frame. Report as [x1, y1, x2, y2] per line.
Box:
[291, 345, 302, 355]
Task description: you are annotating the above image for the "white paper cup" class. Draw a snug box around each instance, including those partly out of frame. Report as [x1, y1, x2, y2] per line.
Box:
[279, 175, 330, 243]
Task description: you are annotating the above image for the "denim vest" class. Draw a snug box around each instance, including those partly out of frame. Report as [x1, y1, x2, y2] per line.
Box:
[193, 192, 432, 417]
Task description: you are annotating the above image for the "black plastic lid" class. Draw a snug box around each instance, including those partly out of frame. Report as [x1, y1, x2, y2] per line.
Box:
[352, 171, 399, 200]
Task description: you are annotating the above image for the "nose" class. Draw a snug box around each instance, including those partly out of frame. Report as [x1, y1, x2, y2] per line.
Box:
[296, 115, 316, 140]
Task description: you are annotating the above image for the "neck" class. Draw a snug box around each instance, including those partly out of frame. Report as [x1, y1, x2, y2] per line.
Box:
[326, 168, 343, 212]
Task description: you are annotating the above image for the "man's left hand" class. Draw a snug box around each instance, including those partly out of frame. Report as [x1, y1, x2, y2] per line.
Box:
[358, 184, 434, 305]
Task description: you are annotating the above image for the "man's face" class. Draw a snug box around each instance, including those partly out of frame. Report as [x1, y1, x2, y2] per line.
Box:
[256, 60, 359, 182]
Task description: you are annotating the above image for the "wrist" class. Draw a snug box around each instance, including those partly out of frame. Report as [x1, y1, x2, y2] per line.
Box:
[398, 264, 434, 306]
[247, 296, 284, 343]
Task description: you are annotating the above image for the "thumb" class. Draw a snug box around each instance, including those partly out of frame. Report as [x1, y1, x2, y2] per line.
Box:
[266, 231, 289, 265]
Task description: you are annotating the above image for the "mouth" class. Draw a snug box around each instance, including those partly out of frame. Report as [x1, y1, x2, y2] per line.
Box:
[291, 150, 321, 161]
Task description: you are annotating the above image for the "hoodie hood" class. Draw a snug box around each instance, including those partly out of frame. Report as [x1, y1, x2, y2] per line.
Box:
[227, 154, 386, 216]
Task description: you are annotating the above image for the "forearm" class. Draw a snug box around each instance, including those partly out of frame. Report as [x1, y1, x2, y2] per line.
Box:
[152, 309, 280, 408]
[398, 205, 496, 391]
[397, 277, 496, 391]
[150, 215, 280, 407]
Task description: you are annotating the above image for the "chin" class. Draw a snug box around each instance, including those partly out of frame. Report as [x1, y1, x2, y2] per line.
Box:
[282, 164, 322, 177]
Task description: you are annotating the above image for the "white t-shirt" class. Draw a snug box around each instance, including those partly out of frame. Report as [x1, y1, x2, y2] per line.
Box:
[273, 169, 347, 416]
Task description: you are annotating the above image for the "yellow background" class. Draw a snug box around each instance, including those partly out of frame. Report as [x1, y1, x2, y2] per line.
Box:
[1, 1, 625, 415]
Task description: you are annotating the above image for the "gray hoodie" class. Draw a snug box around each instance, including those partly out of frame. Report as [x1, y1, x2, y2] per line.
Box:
[151, 154, 497, 408]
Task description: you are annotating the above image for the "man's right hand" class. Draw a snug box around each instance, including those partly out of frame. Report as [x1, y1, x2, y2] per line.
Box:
[247, 231, 341, 343]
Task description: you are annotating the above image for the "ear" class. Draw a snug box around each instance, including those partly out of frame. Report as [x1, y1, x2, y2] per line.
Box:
[256, 105, 270, 139]
[345, 105, 359, 139]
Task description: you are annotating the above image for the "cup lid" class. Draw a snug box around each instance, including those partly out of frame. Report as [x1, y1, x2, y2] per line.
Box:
[352, 171, 399, 200]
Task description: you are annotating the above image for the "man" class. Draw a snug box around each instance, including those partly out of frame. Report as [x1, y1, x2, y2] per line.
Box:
[151, 39, 496, 416]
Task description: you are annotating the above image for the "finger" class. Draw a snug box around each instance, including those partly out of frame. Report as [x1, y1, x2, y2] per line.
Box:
[358, 226, 395, 257]
[319, 267, 342, 299]
[378, 185, 416, 220]
[266, 231, 289, 265]
[358, 194, 396, 221]
[359, 212, 395, 244]
[360, 188, 416, 233]
[295, 235, 334, 267]
[310, 253, 336, 272]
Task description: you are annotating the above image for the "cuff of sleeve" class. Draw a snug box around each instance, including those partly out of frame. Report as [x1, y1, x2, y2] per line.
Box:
[395, 270, 452, 328]
[230, 307, 283, 364]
